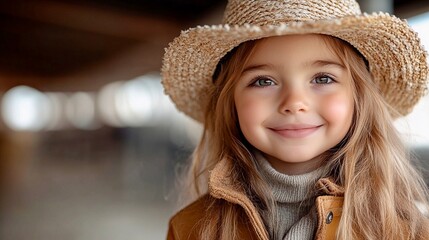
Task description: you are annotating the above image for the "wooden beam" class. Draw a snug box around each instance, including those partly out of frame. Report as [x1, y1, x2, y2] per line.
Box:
[0, 0, 182, 41]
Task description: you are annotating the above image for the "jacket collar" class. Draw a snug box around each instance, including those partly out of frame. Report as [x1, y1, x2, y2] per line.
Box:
[209, 157, 269, 239]
[208, 158, 344, 239]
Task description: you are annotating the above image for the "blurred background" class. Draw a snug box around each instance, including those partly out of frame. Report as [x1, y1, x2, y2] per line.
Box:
[0, 0, 428, 239]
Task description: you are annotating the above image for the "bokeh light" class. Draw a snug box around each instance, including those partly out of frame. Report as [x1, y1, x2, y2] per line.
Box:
[2, 86, 52, 131]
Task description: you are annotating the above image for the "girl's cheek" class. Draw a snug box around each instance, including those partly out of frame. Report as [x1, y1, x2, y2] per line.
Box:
[323, 94, 354, 122]
[236, 96, 271, 123]
[237, 98, 261, 119]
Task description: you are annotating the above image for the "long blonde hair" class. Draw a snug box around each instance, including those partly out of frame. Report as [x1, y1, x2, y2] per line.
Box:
[180, 34, 429, 239]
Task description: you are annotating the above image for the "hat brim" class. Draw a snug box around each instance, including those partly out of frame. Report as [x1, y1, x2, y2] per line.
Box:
[162, 13, 428, 122]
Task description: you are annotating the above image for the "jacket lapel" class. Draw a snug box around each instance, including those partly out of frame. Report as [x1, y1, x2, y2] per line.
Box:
[209, 158, 270, 240]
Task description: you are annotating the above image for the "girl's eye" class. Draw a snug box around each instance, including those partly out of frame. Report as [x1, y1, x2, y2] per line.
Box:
[251, 77, 276, 87]
[312, 75, 335, 84]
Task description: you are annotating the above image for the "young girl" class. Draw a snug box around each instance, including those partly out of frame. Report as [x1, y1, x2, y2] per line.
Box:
[162, 0, 429, 239]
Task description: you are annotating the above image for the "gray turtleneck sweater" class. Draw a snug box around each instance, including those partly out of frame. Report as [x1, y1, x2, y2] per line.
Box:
[255, 153, 324, 240]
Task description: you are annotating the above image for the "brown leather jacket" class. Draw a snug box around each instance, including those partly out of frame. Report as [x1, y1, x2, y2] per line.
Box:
[166, 158, 344, 240]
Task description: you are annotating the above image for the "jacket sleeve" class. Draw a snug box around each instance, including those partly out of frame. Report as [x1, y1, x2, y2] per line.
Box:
[166, 219, 177, 240]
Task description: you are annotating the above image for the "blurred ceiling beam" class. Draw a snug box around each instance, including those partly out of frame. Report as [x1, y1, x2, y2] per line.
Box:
[394, 0, 429, 18]
[0, 0, 181, 41]
[0, 0, 224, 92]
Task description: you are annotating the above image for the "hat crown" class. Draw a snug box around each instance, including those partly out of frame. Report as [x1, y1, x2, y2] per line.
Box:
[223, 0, 362, 25]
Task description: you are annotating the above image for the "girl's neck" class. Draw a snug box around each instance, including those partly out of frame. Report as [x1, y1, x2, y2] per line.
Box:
[255, 151, 325, 203]
[262, 152, 325, 175]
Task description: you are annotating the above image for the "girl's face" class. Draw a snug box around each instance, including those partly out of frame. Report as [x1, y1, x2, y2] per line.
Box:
[234, 34, 354, 175]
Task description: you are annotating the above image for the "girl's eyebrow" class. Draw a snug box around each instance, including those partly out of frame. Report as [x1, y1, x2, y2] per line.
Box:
[242, 63, 274, 74]
[307, 60, 345, 69]
[242, 59, 345, 74]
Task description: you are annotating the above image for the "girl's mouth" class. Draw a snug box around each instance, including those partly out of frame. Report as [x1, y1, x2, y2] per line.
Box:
[269, 124, 322, 138]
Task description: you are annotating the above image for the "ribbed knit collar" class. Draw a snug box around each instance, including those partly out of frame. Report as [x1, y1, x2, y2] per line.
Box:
[255, 151, 325, 204]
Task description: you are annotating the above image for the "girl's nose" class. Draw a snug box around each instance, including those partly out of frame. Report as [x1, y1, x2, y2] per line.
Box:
[279, 89, 309, 114]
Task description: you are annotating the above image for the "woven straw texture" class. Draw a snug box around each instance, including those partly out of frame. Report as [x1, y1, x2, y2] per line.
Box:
[162, 0, 428, 122]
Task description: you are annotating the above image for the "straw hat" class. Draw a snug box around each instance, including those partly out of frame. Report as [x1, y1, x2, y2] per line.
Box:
[161, 0, 428, 122]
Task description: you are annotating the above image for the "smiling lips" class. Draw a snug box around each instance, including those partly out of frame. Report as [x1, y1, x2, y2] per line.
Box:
[269, 124, 322, 138]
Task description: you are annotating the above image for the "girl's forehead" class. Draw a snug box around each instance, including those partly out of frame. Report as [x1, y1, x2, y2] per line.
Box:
[248, 34, 343, 67]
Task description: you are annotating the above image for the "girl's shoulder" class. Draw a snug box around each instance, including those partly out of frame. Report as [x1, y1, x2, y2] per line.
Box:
[166, 194, 259, 239]
[170, 194, 212, 224]
[167, 194, 212, 239]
